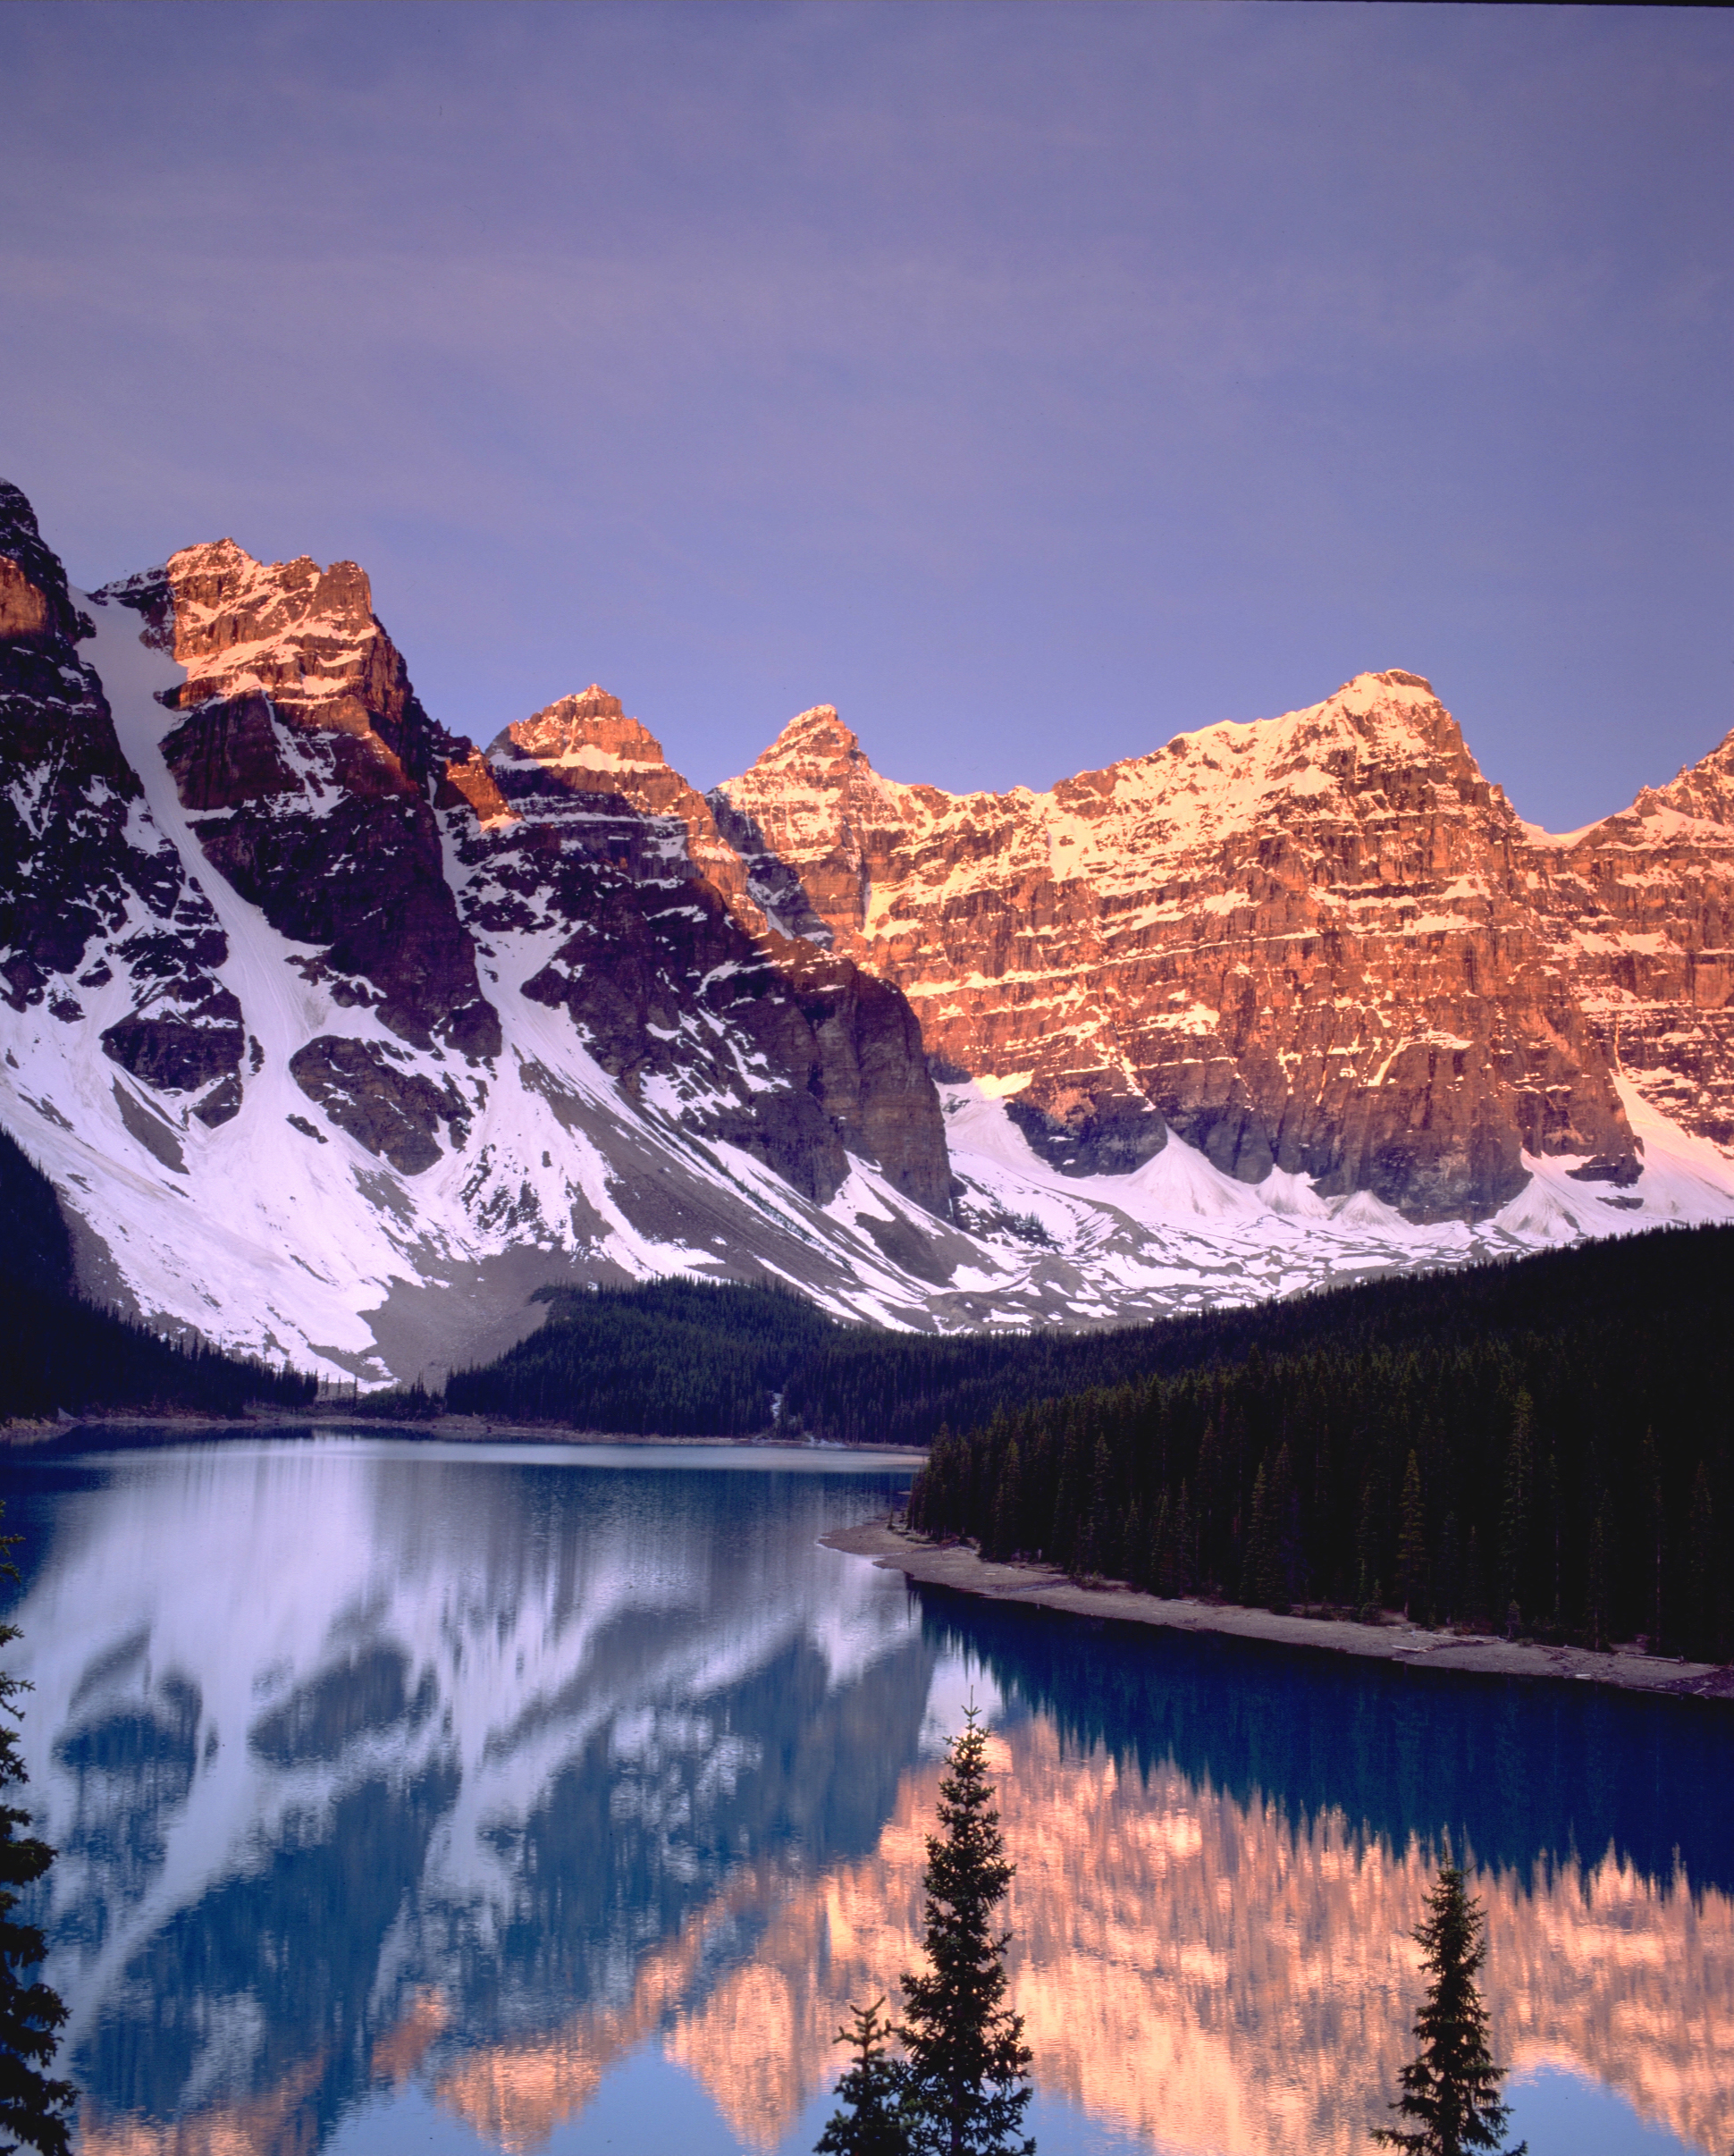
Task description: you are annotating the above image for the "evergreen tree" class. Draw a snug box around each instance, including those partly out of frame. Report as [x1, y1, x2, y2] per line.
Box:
[1240, 1459, 1275, 1609]
[1497, 1393, 1533, 1630]
[1685, 1462, 1716, 1662]
[0, 1513, 75, 2156]
[1397, 1452, 1429, 1622]
[1584, 1505, 1609, 1653]
[1149, 1492, 1173, 1596]
[1267, 1443, 1299, 1611]
[1463, 1526, 1488, 1632]
[1374, 1857, 1526, 2156]
[898, 1708, 1034, 2156]
[1435, 1512, 1461, 1629]
[1357, 1474, 1385, 1620]
[986, 1442, 1023, 1564]
[1639, 1431, 1665, 1650]
[1170, 1481, 1194, 1597]
[817, 1999, 909, 2156]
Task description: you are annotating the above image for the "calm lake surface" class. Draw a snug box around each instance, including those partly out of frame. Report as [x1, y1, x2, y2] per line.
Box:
[1, 1436, 1727, 2156]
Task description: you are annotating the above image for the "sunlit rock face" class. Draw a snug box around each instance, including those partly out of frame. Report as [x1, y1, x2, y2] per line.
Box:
[713, 677, 1646, 1219]
[0, 480, 971, 1378]
[103, 539, 501, 1060]
[6, 471, 1734, 1374]
[1525, 726, 1734, 1154]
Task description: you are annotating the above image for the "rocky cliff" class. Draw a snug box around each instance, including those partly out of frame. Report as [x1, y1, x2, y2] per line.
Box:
[3, 475, 1730, 1379]
[714, 674, 1660, 1220]
[454, 686, 949, 1211]
[105, 539, 501, 1061]
[1525, 728, 1734, 1156]
[0, 484, 244, 1133]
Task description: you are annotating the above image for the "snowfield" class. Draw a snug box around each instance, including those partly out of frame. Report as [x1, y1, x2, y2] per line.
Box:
[4, 596, 1732, 1389]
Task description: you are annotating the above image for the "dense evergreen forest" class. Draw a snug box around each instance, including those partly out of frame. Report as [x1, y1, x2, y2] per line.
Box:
[0, 1128, 315, 1420]
[905, 1225, 1732, 1662]
[442, 1277, 840, 1434]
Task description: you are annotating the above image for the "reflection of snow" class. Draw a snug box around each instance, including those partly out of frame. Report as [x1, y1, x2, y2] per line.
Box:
[11, 1442, 922, 2076]
[918, 1649, 1006, 1760]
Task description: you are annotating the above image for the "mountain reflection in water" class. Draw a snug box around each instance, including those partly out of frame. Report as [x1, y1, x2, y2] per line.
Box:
[1, 1438, 1726, 2156]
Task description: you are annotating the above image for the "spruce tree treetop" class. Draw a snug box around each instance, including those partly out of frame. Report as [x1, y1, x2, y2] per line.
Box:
[817, 1999, 908, 2156]
[898, 1705, 1034, 2156]
[1374, 1857, 1526, 2156]
[0, 1512, 75, 2156]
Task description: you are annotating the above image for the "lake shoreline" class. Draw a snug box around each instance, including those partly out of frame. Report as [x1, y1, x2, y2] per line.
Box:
[821, 1520, 1734, 1702]
[0, 1410, 919, 1453]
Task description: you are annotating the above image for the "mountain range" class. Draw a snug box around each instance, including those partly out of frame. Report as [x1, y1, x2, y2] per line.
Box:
[3, 477, 1730, 1385]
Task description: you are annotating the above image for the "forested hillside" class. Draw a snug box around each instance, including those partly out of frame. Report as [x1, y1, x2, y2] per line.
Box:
[905, 1225, 1732, 1661]
[443, 1277, 841, 1435]
[0, 1127, 316, 1420]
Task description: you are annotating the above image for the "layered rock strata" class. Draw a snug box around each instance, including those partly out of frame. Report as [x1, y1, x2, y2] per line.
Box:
[1526, 730, 1734, 1152]
[5, 467, 1732, 1377]
[714, 676, 1649, 1218]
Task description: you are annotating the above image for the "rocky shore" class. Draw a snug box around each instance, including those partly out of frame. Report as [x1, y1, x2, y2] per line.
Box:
[821, 1519, 1734, 1701]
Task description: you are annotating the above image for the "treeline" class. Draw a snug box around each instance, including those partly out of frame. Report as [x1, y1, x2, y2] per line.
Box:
[906, 1224, 1733, 1661]
[443, 1276, 840, 1434]
[779, 1231, 1734, 1451]
[0, 1126, 316, 1420]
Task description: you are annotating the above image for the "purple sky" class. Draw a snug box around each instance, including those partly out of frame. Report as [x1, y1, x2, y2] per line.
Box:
[1, 1, 1728, 828]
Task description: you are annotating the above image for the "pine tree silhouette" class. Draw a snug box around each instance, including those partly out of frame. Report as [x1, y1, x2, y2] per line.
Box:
[0, 1511, 75, 2156]
[1375, 1854, 1526, 2155]
[817, 1999, 908, 2156]
[898, 1707, 1034, 2156]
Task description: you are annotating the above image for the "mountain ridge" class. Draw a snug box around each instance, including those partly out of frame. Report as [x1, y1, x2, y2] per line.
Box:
[3, 481, 1731, 1383]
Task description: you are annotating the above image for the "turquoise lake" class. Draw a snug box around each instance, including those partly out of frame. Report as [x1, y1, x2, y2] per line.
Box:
[1, 1436, 1726, 2156]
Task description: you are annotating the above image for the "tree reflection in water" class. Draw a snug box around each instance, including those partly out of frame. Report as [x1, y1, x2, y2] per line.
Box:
[0, 1441, 1724, 2156]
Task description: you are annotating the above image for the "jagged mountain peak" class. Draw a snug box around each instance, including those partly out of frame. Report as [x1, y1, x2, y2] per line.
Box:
[491, 686, 669, 773]
[0, 477, 87, 645]
[1629, 724, 1734, 830]
[1097, 668, 1496, 851]
[4, 476, 1732, 1383]
[750, 703, 871, 772]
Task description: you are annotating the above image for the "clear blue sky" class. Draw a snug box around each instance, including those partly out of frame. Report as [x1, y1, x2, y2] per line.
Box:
[2, 1, 1728, 828]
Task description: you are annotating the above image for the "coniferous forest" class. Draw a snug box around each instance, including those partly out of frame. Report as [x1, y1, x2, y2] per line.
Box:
[904, 1225, 1731, 1663]
[0, 1129, 315, 1421]
[438, 1225, 1734, 1661]
[442, 1277, 840, 1435]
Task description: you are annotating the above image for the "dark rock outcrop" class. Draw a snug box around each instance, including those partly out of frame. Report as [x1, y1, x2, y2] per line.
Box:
[0, 482, 243, 1112]
[289, 1035, 471, 1175]
[454, 689, 952, 1212]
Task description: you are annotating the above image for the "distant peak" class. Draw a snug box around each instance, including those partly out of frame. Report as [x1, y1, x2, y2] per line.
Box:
[1326, 669, 1440, 705]
[560, 684, 627, 720]
[163, 538, 378, 628]
[754, 704, 864, 769]
[497, 688, 669, 769]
